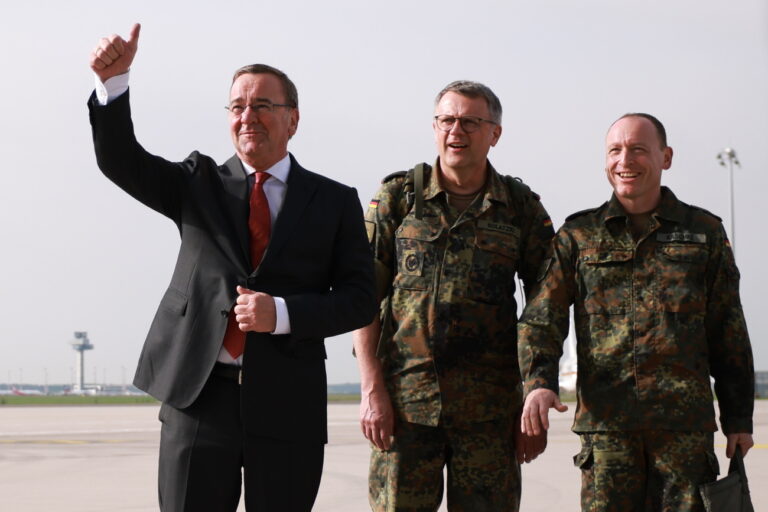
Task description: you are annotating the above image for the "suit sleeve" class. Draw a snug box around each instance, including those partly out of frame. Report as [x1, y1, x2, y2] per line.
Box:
[283, 185, 377, 340]
[88, 89, 186, 225]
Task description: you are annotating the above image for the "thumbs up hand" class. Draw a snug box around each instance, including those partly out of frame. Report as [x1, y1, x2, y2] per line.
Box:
[89, 23, 141, 82]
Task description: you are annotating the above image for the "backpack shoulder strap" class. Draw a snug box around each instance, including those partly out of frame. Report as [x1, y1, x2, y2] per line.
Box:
[413, 162, 426, 220]
[382, 162, 429, 225]
[501, 174, 539, 204]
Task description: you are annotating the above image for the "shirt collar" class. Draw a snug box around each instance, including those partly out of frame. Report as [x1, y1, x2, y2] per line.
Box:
[653, 187, 686, 223]
[604, 186, 685, 223]
[424, 158, 443, 200]
[427, 158, 504, 204]
[240, 153, 291, 184]
[483, 162, 511, 207]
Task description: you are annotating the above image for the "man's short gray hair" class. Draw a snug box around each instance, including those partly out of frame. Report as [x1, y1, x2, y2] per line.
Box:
[435, 80, 502, 124]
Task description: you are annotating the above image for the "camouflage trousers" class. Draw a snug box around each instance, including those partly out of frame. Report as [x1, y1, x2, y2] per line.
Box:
[574, 431, 719, 512]
[369, 418, 521, 512]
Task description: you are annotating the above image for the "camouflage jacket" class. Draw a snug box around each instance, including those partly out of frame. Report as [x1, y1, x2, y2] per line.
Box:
[365, 160, 554, 426]
[519, 187, 754, 434]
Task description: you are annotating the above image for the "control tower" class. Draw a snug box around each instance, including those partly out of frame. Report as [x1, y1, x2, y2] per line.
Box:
[71, 331, 93, 394]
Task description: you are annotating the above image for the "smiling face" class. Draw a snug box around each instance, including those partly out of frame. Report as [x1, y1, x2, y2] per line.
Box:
[229, 72, 299, 171]
[433, 91, 501, 179]
[605, 115, 673, 214]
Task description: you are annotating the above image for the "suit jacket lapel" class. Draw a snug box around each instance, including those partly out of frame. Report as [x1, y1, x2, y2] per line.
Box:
[254, 155, 318, 275]
[221, 155, 252, 270]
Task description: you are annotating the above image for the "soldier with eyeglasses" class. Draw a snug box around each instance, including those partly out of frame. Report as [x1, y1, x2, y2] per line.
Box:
[353, 80, 554, 511]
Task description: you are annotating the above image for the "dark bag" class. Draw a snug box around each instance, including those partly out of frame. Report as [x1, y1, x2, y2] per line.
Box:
[699, 447, 754, 512]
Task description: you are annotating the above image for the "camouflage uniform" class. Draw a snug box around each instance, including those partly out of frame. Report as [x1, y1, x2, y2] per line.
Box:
[365, 160, 554, 511]
[519, 187, 754, 511]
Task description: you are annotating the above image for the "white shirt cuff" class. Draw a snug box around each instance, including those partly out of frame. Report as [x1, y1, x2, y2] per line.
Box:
[95, 71, 130, 105]
[272, 296, 291, 334]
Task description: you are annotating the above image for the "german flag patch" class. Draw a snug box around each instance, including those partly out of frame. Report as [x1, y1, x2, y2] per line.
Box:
[369, 199, 380, 209]
[543, 218, 553, 227]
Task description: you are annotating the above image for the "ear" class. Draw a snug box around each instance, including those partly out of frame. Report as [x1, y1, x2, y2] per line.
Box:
[288, 108, 300, 138]
[662, 146, 673, 169]
[490, 124, 502, 147]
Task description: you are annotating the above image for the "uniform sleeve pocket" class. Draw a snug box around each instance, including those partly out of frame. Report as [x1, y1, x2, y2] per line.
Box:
[365, 220, 376, 243]
[536, 258, 553, 282]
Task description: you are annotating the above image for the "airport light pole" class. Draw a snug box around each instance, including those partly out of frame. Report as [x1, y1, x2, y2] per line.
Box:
[716, 148, 741, 255]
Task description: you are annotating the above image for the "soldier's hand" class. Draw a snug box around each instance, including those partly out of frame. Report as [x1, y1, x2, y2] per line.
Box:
[521, 388, 568, 436]
[360, 387, 394, 451]
[234, 286, 277, 333]
[726, 432, 754, 458]
[90, 23, 141, 82]
[515, 410, 548, 464]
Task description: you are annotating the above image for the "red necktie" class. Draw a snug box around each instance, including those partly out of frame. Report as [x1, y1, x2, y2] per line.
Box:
[248, 172, 272, 269]
[222, 172, 272, 359]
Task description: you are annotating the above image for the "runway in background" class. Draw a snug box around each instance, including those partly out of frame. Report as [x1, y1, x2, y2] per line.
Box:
[1, 402, 766, 511]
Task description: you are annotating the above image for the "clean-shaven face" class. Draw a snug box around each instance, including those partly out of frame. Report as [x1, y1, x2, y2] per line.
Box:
[228, 73, 299, 171]
[605, 116, 672, 212]
[433, 92, 501, 176]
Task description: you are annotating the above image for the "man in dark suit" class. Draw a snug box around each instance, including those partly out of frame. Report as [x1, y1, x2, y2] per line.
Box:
[88, 23, 376, 511]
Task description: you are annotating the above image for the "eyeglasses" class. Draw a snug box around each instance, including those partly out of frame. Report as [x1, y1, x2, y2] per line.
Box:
[225, 101, 295, 116]
[434, 115, 497, 133]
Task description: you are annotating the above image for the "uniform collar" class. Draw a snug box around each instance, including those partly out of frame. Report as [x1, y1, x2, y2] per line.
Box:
[604, 186, 685, 224]
[427, 159, 508, 206]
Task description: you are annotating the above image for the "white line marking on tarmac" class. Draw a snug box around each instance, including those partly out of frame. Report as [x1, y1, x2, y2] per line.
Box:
[0, 428, 158, 437]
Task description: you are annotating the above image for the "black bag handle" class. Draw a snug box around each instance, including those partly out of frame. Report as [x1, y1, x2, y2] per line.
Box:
[729, 446, 751, 499]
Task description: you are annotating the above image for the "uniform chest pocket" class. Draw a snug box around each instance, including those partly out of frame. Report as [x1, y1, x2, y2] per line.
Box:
[659, 244, 708, 263]
[579, 248, 633, 314]
[657, 244, 708, 312]
[468, 229, 520, 304]
[394, 218, 442, 291]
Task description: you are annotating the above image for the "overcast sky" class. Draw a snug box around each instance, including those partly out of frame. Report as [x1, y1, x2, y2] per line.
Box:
[1, 0, 766, 386]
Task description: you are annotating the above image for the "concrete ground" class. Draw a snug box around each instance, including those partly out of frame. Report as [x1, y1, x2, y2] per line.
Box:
[0, 401, 766, 511]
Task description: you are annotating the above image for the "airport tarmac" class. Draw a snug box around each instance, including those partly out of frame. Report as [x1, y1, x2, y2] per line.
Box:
[1, 401, 766, 511]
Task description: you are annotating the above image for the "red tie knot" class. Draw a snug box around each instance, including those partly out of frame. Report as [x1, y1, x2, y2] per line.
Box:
[254, 172, 271, 185]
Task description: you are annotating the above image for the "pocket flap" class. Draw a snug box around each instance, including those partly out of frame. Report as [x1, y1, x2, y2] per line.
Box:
[395, 219, 442, 241]
[475, 231, 518, 258]
[573, 443, 594, 468]
[160, 288, 188, 315]
[660, 244, 708, 263]
[581, 248, 633, 264]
